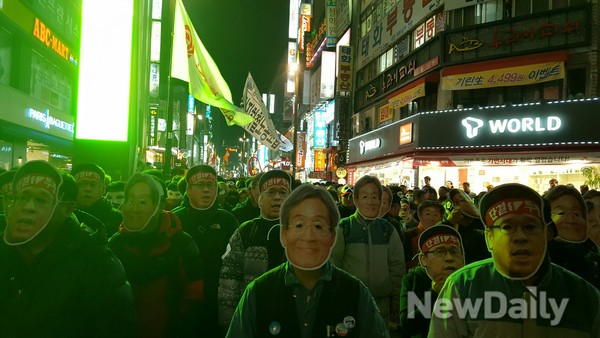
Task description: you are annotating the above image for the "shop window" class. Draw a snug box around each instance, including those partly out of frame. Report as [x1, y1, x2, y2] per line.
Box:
[463, 5, 476, 27]
[0, 140, 13, 170]
[567, 68, 586, 98]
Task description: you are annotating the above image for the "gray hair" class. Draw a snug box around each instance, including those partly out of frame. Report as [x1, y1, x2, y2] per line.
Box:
[124, 173, 165, 206]
[353, 175, 383, 200]
[279, 184, 340, 230]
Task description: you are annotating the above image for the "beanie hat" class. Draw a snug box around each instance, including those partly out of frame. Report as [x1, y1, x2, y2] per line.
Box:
[259, 170, 291, 192]
[186, 165, 217, 185]
[13, 161, 62, 199]
[418, 224, 463, 253]
[478, 183, 546, 227]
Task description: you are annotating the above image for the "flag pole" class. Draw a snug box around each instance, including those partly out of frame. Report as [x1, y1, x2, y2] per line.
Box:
[162, 0, 177, 178]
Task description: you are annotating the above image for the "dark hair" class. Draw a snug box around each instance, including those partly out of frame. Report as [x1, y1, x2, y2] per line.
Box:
[250, 172, 264, 189]
[280, 184, 340, 230]
[106, 181, 125, 192]
[584, 189, 600, 200]
[71, 163, 106, 181]
[59, 172, 78, 202]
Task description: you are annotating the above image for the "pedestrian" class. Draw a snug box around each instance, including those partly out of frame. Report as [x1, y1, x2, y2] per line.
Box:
[71, 163, 122, 238]
[0, 161, 135, 337]
[338, 184, 356, 218]
[403, 200, 445, 269]
[226, 184, 389, 338]
[429, 183, 600, 337]
[173, 165, 239, 337]
[331, 175, 405, 331]
[231, 173, 263, 224]
[218, 170, 292, 331]
[400, 225, 465, 338]
[108, 173, 205, 337]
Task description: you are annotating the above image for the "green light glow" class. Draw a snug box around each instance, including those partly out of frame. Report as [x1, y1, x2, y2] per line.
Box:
[76, 0, 134, 141]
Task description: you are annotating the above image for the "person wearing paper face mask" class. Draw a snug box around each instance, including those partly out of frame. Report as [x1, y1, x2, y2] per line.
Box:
[0, 161, 135, 337]
[71, 163, 122, 238]
[218, 170, 291, 332]
[400, 225, 465, 338]
[545, 185, 600, 289]
[226, 184, 389, 338]
[331, 175, 405, 333]
[429, 183, 600, 337]
[108, 173, 205, 338]
[172, 165, 239, 338]
[164, 181, 183, 211]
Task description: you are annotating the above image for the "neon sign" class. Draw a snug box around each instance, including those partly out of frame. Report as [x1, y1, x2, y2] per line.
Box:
[462, 116, 561, 139]
[359, 138, 381, 154]
[32, 17, 78, 66]
[26, 108, 74, 133]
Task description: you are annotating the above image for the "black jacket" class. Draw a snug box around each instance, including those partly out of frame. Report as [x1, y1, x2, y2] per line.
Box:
[77, 197, 122, 238]
[0, 217, 135, 338]
[231, 198, 260, 224]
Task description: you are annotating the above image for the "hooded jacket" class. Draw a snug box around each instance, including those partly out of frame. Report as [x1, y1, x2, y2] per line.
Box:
[108, 211, 205, 338]
[0, 216, 135, 338]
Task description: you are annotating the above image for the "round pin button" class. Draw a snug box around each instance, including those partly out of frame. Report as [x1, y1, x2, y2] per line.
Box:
[269, 321, 281, 335]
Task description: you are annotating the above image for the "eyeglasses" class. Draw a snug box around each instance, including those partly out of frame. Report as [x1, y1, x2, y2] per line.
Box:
[263, 188, 289, 198]
[288, 223, 334, 237]
[12, 192, 55, 208]
[188, 182, 216, 190]
[490, 223, 543, 235]
[425, 248, 462, 257]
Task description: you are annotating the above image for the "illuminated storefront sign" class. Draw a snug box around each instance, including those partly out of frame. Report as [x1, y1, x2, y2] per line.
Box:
[314, 149, 326, 171]
[359, 138, 381, 154]
[461, 116, 562, 139]
[32, 17, 77, 65]
[26, 108, 74, 133]
[400, 123, 413, 145]
[313, 109, 328, 148]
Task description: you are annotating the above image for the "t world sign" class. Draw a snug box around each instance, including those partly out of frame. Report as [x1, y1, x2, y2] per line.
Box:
[462, 116, 562, 139]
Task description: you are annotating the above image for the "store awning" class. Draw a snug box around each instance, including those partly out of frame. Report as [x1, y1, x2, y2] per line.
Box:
[441, 50, 569, 90]
[413, 152, 600, 167]
[387, 73, 439, 109]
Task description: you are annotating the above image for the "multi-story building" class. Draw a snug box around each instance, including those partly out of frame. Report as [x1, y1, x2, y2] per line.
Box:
[0, 0, 81, 171]
[292, 0, 599, 193]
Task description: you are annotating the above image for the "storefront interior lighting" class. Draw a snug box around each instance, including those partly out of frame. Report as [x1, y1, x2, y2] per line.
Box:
[469, 161, 485, 166]
[567, 159, 590, 164]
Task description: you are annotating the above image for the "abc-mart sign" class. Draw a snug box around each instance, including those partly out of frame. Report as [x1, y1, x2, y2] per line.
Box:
[417, 99, 600, 150]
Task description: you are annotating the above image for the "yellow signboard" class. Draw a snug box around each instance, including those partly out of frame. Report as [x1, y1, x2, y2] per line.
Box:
[379, 103, 392, 123]
[388, 82, 425, 109]
[442, 61, 564, 90]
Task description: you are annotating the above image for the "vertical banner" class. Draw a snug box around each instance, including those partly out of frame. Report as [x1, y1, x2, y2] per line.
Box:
[296, 132, 307, 169]
[299, 4, 312, 52]
[314, 149, 326, 172]
[313, 109, 328, 148]
[325, 0, 337, 47]
[336, 46, 353, 95]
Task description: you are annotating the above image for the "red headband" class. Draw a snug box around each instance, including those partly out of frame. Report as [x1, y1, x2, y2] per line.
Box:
[188, 172, 216, 184]
[15, 174, 58, 197]
[74, 171, 102, 183]
[261, 178, 290, 192]
[485, 198, 542, 226]
[421, 234, 461, 253]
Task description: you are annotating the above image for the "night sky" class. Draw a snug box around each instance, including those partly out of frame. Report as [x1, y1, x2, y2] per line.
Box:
[183, 0, 289, 147]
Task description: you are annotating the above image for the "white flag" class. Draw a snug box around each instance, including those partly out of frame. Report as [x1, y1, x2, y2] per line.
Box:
[171, 0, 253, 127]
[242, 73, 282, 150]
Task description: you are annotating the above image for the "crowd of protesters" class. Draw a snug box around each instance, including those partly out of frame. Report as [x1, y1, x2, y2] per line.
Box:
[0, 162, 599, 337]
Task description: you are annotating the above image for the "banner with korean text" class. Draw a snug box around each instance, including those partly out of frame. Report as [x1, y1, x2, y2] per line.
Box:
[442, 61, 565, 90]
[243, 73, 282, 150]
[388, 82, 425, 109]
